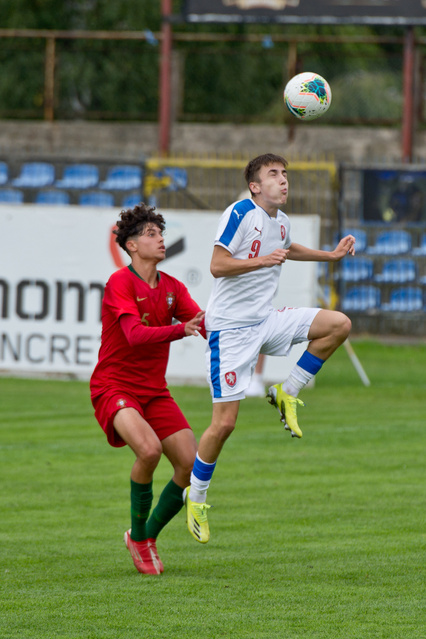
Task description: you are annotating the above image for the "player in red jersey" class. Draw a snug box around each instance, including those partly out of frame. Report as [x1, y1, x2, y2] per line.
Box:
[90, 203, 205, 575]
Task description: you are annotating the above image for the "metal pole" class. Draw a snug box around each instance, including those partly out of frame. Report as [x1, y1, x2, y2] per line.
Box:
[402, 27, 415, 163]
[317, 284, 371, 387]
[343, 340, 371, 387]
[44, 37, 56, 121]
[159, 0, 172, 155]
[286, 41, 297, 143]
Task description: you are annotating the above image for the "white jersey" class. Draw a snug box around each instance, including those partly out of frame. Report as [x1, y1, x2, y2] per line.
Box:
[205, 198, 292, 331]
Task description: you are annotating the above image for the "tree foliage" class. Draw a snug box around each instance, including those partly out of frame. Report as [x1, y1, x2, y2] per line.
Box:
[0, 1, 415, 123]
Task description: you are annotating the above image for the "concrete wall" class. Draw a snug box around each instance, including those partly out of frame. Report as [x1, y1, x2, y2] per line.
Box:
[0, 120, 424, 164]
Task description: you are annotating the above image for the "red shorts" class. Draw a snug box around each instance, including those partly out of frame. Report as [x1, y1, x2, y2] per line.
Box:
[91, 389, 191, 448]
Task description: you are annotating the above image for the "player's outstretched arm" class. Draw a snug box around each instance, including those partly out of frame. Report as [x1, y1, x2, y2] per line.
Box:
[287, 235, 356, 263]
[332, 234, 356, 259]
[184, 311, 205, 337]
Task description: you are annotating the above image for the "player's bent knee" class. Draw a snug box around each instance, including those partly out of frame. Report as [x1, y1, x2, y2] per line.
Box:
[331, 310, 351, 341]
[139, 443, 162, 469]
[210, 420, 235, 444]
[218, 421, 236, 441]
[339, 313, 352, 338]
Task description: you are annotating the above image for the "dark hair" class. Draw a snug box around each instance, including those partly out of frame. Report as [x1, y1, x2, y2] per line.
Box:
[113, 202, 166, 254]
[244, 153, 288, 191]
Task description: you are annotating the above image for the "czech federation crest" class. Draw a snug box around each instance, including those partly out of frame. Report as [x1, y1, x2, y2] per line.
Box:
[225, 371, 237, 387]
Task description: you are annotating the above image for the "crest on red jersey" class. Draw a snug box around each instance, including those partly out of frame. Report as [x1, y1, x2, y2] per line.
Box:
[166, 292, 175, 308]
[281, 225, 286, 241]
[116, 398, 127, 409]
[225, 371, 237, 387]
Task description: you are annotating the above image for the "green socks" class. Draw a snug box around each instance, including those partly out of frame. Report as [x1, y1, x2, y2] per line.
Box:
[130, 479, 184, 541]
[145, 480, 184, 540]
[130, 479, 153, 542]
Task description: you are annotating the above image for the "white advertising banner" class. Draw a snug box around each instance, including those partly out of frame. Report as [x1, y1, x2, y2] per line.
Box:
[0, 205, 320, 384]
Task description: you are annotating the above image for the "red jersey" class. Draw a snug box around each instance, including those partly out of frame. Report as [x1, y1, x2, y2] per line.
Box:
[90, 265, 204, 399]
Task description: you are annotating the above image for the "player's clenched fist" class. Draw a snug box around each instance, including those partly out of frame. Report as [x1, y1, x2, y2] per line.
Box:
[262, 249, 289, 267]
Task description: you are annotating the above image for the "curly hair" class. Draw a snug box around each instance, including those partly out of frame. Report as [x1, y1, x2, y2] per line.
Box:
[244, 153, 288, 192]
[113, 203, 166, 254]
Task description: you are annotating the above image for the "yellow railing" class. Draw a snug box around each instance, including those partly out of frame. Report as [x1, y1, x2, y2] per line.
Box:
[143, 154, 338, 225]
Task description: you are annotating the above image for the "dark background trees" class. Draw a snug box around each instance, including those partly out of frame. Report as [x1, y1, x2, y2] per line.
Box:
[0, 1, 419, 124]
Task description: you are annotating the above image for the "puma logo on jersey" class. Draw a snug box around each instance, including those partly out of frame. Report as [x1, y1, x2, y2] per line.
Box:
[233, 209, 243, 219]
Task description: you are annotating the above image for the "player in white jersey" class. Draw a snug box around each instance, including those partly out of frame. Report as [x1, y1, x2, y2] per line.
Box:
[184, 153, 356, 543]
[206, 197, 291, 330]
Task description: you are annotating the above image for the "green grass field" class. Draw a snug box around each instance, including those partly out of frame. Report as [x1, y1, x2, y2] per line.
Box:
[1, 340, 425, 639]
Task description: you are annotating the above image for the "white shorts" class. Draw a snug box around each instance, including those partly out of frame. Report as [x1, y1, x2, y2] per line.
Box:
[206, 306, 320, 402]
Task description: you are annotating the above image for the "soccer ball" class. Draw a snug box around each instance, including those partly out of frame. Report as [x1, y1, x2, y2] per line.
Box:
[284, 72, 332, 121]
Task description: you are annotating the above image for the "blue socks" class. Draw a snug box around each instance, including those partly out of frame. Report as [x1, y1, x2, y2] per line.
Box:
[189, 453, 216, 503]
[297, 350, 325, 375]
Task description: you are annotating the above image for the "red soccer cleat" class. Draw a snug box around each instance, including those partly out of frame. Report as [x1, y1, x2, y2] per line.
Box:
[123, 529, 162, 575]
[147, 538, 164, 573]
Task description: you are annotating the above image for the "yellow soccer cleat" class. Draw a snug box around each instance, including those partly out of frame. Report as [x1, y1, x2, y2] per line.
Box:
[267, 384, 305, 439]
[184, 487, 211, 544]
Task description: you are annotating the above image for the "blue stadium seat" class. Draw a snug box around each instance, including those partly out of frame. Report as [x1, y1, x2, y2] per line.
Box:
[55, 164, 99, 189]
[36, 190, 70, 205]
[381, 287, 424, 312]
[12, 162, 55, 188]
[341, 285, 381, 312]
[374, 259, 417, 284]
[366, 230, 411, 255]
[0, 161, 8, 185]
[79, 192, 114, 207]
[412, 234, 426, 256]
[161, 167, 188, 191]
[336, 228, 368, 253]
[338, 257, 374, 282]
[0, 188, 24, 204]
[122, 194, 142, 208]
[99, 165, 142, 190]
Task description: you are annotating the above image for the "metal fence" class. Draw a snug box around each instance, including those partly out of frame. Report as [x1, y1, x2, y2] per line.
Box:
[144, 154, 338, 242]
[0, 29, 424, 128]
[2, 148, 425, 332]
[331, 163, 426, 334]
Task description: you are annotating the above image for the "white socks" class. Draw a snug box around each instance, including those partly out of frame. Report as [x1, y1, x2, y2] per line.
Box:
[188, 476, 211, 504]
[282, 364, 315, 397]
[188, 453, 217, 503]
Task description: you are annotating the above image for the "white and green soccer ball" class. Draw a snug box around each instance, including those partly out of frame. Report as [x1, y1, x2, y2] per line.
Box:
[284, 72, 332, 121]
